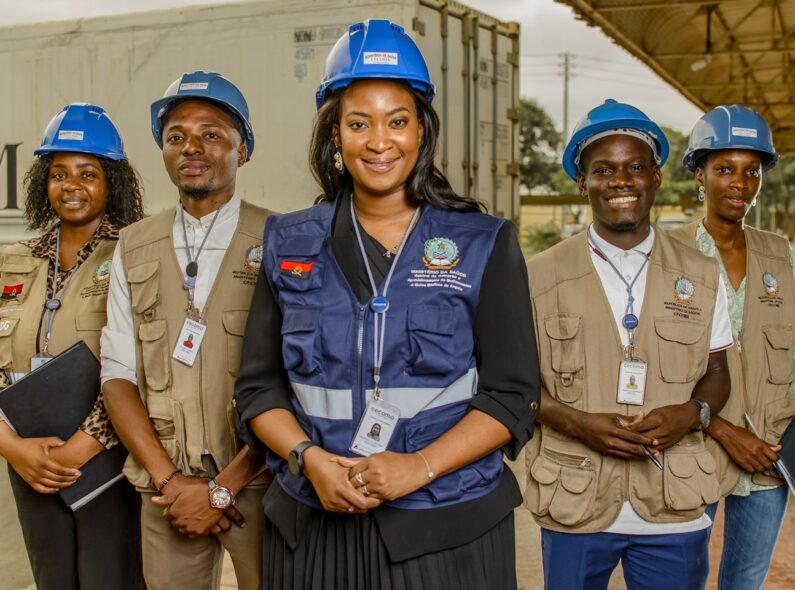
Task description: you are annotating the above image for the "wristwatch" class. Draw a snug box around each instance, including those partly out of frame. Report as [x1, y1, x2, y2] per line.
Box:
[691, 399, 711, 431]
[288, 441, 318, 477]
[207, 479, 234, 510]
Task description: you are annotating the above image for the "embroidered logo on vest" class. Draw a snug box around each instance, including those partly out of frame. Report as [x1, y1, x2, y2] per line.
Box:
[674, 276, 695, 304]
[423, 237, 460, 270]
[93, 260, 112, 284]
[1, 284, 22, 300]
[762, 272, 779, 296]
[244, 245, 263, 273]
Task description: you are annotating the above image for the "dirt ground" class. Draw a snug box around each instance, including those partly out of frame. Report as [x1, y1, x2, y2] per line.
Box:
[1, 455, 792, 590]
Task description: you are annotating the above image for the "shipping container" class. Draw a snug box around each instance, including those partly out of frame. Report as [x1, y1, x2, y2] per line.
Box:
[0, 0, 520, 245]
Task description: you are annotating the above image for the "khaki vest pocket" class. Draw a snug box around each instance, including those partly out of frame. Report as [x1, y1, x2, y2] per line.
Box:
[544, 315, 585, 404]
[654, 318, 705, 383]
[663, 445, 719, 511]
[127, 261, 160, 313]
[0, 317, 19, 369]
[529, 446, 597, 527]
[146, 394, 188, 469]
[222, 310, 249, 377]
[75, 312, 107, 354]
[762, 325, 795, 385]
[763, 394, 795, 445]
[139, 320, 171, 391]
[0, 261, 37, 305]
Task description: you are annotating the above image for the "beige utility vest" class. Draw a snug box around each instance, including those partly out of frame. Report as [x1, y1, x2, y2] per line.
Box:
[0, 239, 117, 378]
[119, 201, 270, 489]
[525, 228, 722, 533]
[670, 222, 795, 490]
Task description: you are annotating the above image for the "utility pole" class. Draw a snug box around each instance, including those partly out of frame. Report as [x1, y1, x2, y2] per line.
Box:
[558, 52, 573, 227]
[560, 52, 572, 140]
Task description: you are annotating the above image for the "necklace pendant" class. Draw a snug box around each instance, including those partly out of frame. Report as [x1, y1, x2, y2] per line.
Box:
[185, 261, 198, 278]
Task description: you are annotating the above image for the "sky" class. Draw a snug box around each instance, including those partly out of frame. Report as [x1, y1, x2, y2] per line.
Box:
[0, 0, 704, 136]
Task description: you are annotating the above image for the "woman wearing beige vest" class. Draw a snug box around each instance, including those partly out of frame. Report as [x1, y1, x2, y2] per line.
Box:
[0, 104, 145, 589]
[671, 105, 794, 589]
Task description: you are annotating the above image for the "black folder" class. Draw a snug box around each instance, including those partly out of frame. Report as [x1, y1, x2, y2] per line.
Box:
[0, 341, 126, 510]
[778, 417, 795, 496]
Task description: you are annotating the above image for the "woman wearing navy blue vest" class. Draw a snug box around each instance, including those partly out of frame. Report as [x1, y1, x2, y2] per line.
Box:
[235, 19, 539, 590]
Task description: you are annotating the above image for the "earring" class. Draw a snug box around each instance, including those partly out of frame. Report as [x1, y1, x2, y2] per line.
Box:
[751, 197, 758, 207]
[698, 186, 706, 202]
[333, 147, 344, 175]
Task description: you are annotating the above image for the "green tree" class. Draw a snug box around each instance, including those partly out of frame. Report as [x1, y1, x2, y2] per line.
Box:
[519, 98, 563, 194]
[656, 126, 693, 208]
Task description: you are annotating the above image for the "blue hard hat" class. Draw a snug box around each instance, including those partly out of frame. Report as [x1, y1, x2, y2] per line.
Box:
[315, 19, 436, 110]
[562, 99, 669, 180]
[150, 71, 255, 161]
[683, 104, 778, 172]
[34, 103, 127, 161]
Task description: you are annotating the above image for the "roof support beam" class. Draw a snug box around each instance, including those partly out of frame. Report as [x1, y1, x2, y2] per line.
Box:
[652, 46, 794, 58]
[593, 0, 749, 11]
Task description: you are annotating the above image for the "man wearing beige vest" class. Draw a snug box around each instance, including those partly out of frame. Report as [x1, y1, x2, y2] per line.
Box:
[101, 72, 271, 590]
[525, 100, 733, 590]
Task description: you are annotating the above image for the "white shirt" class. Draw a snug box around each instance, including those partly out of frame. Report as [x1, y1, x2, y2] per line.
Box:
[586, 225, 733, 535]
[100, 193, 242, 385]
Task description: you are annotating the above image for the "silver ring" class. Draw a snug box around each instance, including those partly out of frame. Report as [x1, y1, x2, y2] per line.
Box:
[355, 472, 365, 485]
[347, 506, 355, 513]
[361, 484, 370, 496]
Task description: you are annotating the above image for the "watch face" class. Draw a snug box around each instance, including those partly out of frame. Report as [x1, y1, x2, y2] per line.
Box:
[210, 487, 233, 509]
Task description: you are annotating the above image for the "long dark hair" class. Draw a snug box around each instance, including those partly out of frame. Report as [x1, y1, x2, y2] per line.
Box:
[23, 154, 145, 231]
[310, 82, 486, 213]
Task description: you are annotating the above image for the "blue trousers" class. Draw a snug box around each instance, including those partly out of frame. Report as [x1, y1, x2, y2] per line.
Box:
[541, 528, 709, 590]
[705, 485, 789, 590]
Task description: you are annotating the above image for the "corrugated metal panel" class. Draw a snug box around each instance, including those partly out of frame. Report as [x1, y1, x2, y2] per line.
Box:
[557, 0, 795, 154]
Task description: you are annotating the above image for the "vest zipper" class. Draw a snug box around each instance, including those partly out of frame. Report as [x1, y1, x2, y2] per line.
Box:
[354, 304, 367, 420]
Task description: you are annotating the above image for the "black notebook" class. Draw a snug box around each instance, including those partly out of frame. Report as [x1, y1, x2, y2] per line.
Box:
[777, 417, 795, 497]
[0, 341, 126, 510]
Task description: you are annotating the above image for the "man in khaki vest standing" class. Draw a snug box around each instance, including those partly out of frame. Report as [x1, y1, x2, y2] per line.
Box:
[525, 100, 733, 590]
[101, 71, 271, 590]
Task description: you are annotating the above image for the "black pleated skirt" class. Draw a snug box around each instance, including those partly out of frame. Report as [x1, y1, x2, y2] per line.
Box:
[264, 505, 517, 590]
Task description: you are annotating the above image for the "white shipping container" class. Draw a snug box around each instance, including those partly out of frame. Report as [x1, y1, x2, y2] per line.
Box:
[0, 0, 519, 244]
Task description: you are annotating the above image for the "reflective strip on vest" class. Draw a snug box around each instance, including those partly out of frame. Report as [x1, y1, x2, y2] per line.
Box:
[291, 367, 478, 420]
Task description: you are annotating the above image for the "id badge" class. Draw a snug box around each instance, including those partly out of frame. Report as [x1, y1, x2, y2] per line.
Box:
[172, 318, 207, 367]
[30, 353, 54, 372]
[350, 398, 400, 457]
[617, 359, 647, 405]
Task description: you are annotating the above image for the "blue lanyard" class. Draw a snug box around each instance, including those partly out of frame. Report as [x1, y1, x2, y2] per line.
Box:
[350, 197, 420, 399]
[587, 227, 651, 351]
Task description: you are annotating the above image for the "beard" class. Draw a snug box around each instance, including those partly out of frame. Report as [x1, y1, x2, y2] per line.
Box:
[181, 182, 214, 200]
[602, 219, 643, 232]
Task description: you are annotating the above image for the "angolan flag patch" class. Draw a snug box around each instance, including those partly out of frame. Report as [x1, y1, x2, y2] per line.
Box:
[1, 284, 22, 300]
[280, 261, 314, 280]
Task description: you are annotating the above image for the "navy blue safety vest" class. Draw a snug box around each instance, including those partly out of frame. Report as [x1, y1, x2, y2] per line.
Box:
[264, 201, 505, 510]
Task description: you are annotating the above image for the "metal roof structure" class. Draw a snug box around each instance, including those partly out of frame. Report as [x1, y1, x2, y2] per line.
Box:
[557, 0, 795, 154]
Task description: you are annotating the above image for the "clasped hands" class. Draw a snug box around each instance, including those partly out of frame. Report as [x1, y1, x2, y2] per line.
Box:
[152, 474, 245, 538]
[304, 447, 430, 514]
[579, 402, 701, 460]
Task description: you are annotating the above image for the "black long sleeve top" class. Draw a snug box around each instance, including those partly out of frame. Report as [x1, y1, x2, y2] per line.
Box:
[234, 192, 540, 560]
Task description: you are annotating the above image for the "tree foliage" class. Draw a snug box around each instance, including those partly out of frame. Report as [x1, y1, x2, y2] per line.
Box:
[518, 98, 563, 194]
